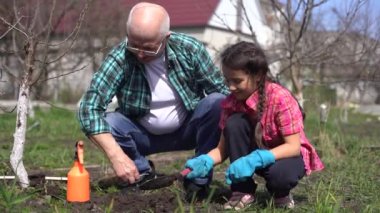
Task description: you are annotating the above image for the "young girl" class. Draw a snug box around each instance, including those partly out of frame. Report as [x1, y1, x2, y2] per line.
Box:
[184, 41, 324, 210]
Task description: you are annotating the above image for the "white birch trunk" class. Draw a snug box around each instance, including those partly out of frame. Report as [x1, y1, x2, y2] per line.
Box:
[10, 39, 36, 188]
[10, 82, 30, 188]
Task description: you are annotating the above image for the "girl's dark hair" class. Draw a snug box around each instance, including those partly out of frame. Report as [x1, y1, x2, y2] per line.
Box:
[220, 41, 270, 119]
[220, 41, 269, 78]
[220, 41, 305, 148]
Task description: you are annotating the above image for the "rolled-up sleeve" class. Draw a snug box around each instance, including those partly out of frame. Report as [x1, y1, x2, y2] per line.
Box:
[78, 55, 124, 135]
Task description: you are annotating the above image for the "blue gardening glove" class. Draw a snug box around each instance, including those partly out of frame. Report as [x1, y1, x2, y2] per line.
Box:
[225, 149, 275, 185]
[185, 154, 214, 179]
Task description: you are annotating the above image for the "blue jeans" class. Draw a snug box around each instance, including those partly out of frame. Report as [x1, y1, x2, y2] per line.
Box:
[104, 93, 225, 183]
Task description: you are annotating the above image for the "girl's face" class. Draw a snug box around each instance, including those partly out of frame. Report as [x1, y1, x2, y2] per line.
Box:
[222, 65, 259, 101]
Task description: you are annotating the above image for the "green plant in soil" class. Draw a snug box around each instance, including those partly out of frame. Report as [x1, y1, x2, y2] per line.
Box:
[0, 181, 39, 212]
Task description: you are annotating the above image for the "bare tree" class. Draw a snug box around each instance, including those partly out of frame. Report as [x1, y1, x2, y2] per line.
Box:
[267, 0, 371, 107]
[323, 1, 379, 121]
[267, 0, 330, 106]
[0, 0, 89, 188]
[80, 0, 128, 72]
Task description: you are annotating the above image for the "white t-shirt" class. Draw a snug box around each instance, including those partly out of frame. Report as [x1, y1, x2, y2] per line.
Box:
[138, 53, 188, 135]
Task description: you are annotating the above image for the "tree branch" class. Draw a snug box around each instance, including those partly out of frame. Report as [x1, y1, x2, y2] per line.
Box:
[241, 1, 257, 42]
[12, 0, 26, 32]
[0, 16, 29, 39]
[294, 0, 313, 45]
[270, 0, 290, 24]
[36, 0, 82, 47]
[30, 0, 57, 86]
[0, 16, 23, 39]
[36, 64, 88, 83]
[12, 30, 25, 65]
[45, 0, 89, 64]
[28, 1, 41, 33]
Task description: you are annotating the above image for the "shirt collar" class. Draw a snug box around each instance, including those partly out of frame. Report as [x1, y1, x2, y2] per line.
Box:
[246, 81, 272, 111]
[245, 89, 260, 111]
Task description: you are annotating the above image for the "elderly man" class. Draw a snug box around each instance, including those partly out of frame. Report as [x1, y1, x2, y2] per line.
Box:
[78, 2, 228, 200]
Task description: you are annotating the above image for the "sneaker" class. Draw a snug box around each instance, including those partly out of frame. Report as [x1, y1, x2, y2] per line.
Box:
[134, 168, 157, 187]
[274, 194, 295, 209]
[124, 160, 157, 188]
[223, 192, 255, 210]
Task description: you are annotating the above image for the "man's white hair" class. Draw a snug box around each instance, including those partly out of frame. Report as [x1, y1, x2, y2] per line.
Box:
[126, 2, 170, 38]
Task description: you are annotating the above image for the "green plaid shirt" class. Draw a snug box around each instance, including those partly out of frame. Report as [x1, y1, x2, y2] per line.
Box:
[78, 32, 229, 135]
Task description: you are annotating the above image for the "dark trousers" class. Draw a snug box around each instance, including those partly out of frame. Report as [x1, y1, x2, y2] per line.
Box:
[224, 113, 305, 198]
[104, 93, 225, 175]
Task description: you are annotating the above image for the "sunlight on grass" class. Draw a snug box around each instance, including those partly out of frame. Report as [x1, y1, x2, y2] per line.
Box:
[0, 104, 379, 211]
[314, 179, 342, 212]
[0, 107, 106, 171]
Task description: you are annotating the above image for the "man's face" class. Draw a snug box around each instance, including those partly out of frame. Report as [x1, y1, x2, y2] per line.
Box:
[126, 35, 166, 63]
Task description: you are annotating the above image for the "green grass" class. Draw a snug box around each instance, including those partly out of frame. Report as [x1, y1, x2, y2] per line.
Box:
[0, 107, 106, 171]
[298, 107, 380, 212]
[1, 104, 380, 212]
[0, 181, 40, 212]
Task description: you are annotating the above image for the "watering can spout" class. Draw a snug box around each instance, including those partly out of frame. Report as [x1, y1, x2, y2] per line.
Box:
[67, 140, 90, 202]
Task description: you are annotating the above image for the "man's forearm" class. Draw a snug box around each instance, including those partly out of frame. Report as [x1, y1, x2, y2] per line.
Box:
[89, 133, 140, 182]
[89, 133, 126, 160]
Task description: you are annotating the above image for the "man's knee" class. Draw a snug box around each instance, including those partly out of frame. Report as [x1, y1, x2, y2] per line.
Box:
[208, 92, 226, 101]
[104, 112, 122, 127]
[210, 92, 225, 105]
[104, 112, 137, 136]
[203, 93, 226, 109]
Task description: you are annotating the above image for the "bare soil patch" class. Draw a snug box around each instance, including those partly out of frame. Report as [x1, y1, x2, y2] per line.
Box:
[4, 151, 230, 212]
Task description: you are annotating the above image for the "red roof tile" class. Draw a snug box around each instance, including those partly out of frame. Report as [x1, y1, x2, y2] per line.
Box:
[0, 1, 221, 35]
[123, 0, 220, 27]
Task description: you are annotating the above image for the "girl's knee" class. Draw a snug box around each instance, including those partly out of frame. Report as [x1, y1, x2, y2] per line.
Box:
[265, 173, 301, 193]
[224, 113, 250, 132]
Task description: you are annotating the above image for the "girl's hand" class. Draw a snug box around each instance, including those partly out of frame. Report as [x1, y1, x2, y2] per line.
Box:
[185, 154, 214, 179]
[225, 149, 275, 184]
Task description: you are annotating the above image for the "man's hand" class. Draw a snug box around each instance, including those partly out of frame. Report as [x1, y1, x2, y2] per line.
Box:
[109, 152, 140, 184]
[185, 154, 214, 179]
[89, 133, 140, 184]
[225, 149, 275, 185]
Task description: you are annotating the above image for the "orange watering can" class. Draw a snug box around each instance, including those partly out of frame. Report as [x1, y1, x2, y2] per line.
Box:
[67, 140, 90, 202]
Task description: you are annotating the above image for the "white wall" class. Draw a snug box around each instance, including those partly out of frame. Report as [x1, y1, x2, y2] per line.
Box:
[208, 0, 276, 47]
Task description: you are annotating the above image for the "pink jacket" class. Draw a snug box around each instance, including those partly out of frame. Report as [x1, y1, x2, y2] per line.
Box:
[219, 82, 324, 175]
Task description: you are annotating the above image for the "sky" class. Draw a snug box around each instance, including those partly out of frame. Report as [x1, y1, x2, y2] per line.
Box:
[315, 0, 380, 31]
[276, 0, 380, 37]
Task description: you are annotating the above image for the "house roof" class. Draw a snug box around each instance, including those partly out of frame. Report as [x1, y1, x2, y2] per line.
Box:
[52, 0, 220, 34]
[123, 0, 220, 27]
[0, 0, 220, 36]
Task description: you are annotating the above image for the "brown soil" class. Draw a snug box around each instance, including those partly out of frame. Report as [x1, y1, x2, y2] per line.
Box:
[22, 171, 229, 212]
[4, 151, 230, 212]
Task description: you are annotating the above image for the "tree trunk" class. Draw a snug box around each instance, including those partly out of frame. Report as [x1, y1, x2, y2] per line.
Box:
[10, 82, 30, 188]
[290, 63, 304, 107]
[10, 39, 36, 188]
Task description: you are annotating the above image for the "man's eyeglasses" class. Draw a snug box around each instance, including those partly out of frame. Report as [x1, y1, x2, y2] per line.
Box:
[126, 38, 165, 57]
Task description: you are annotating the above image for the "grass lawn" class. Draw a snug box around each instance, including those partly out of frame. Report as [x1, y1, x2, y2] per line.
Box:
[0, 105, 379, 212]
